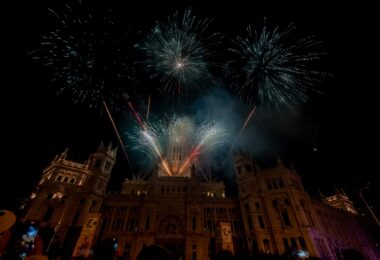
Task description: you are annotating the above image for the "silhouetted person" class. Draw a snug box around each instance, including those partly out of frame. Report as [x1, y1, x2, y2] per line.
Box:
[93, 238, 119, 260]
[0, 210, 16, 258]
[136, 245, 171, 260]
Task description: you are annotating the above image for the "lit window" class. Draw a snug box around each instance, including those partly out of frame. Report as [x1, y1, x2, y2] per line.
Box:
[52, 192, 64, 199]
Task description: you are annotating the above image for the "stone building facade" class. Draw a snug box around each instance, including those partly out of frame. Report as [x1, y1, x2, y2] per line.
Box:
[23, 144, 379, 259]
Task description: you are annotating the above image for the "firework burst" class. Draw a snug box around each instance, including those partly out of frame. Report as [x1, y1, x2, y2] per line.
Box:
[129, 115, 228, 176]
[142, 8, 222, 97]
[29, 0, 137, 111]
[226, 20, 326, 113]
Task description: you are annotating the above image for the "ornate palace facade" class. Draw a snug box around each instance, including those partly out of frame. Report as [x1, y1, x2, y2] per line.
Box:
[23, 143, 379, 259]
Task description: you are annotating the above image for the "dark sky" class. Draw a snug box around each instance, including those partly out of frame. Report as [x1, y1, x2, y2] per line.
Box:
[2, 0, 378, 212]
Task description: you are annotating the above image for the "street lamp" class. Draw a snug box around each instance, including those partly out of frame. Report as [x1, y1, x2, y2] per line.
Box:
[359, 184, 380, 227]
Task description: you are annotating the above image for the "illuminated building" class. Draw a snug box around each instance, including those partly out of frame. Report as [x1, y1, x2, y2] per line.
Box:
[23, 143, 379, 259]
[322, 188, 357, 214]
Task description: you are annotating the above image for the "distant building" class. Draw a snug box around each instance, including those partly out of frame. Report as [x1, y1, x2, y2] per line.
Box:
[23, 143, 379, 259]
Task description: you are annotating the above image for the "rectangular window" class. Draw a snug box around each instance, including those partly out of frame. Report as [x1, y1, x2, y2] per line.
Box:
[290, 237, 298, 250]
[105, 162, 111, 171]
[43, 207, 54, 222]
[283, 238, 290, 250]
[145, 216, 150, 230]
[258, 216, 265, 229]
[192, 217, 196, 231]
[248, 216, 253, 230]
[299, 237, 307, 250]
[72, 212, 80, 225]
[282, 211, 291, 226]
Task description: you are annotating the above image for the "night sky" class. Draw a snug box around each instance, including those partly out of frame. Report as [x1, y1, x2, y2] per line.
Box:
[2, 1, 378, 214]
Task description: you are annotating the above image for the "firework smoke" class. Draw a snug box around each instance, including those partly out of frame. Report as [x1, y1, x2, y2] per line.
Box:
[128, 115, 228, 177]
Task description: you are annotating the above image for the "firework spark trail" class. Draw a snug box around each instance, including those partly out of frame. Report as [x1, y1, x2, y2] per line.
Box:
[222, 106, 256, 166]
[127, 101, 172, 176]
[129, 116, 228, 176]
[103, 101, 134, 174]
[142, 8, 221, 97]
[128, 101, 146, 130]
[178, 122, 228, 175]
[178, 147, 200, 175]
[146, 95, 151, 121]
[226, 20, 326, 113]
[142, 130, 172, 176]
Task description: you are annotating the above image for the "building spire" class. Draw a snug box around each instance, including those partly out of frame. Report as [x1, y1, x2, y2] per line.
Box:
[59, 147, 69, 160]
[277, 156, 284, 167]
[97, 141, 105, 152]
[318, 189, 325, 199]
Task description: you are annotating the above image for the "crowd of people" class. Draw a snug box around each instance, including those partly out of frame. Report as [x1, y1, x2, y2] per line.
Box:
[0, 209, 48, 259]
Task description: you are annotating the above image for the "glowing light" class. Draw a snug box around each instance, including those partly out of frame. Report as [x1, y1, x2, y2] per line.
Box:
[30, 193, 37, 199]
[226, 20, 326, 113]
[29, 1, 137, 110]
[142, 8, 221, 97]
[129, 115, 228, 177]
[293, 250, 309, 259]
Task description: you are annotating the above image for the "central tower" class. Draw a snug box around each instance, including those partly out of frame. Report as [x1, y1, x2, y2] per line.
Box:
[159, 117, 194, 177]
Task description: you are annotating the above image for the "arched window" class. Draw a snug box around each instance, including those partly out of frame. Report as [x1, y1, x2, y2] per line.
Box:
[272, 179, 278, 189]
[282, 211, 291, 226]
[278, 178, 285, 188]
[263, 239, 271, 253]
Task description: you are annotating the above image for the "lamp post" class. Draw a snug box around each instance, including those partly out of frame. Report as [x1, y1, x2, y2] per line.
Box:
[359, 185, 380, 227]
